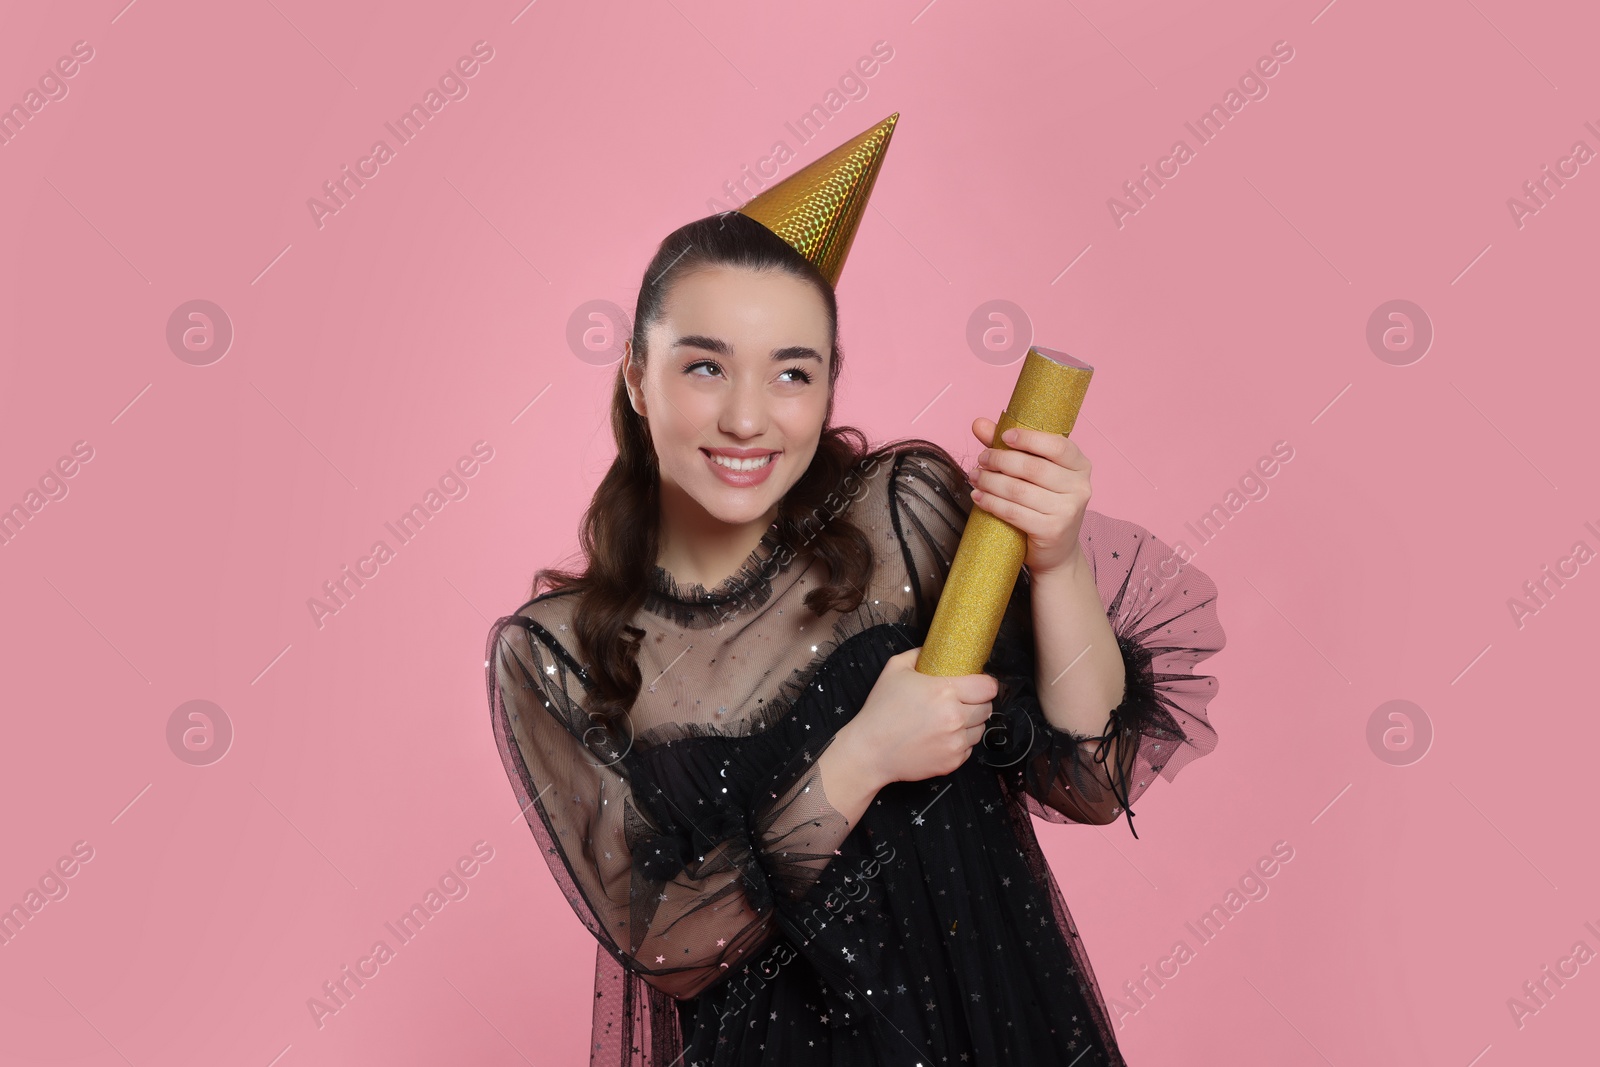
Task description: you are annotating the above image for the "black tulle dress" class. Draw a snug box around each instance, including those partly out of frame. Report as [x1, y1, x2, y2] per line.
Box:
[487, 443, 1225, 1066]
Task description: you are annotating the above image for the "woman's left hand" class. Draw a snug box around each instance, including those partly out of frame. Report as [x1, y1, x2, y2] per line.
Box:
[967, 417, 1090, 578]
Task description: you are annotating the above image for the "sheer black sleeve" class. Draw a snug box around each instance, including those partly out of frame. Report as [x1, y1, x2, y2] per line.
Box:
[888, 446, 1225, 835]
[487, 606, 857, 1002]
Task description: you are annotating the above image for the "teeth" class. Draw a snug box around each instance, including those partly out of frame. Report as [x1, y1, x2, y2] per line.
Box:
[709, 452, 774, 471]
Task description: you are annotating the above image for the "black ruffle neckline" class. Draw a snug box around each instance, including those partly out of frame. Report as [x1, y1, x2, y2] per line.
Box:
[643, 525, 789, 628]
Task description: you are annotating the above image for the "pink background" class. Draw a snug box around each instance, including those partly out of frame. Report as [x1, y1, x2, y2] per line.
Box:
[2, 0, 1595, 1064]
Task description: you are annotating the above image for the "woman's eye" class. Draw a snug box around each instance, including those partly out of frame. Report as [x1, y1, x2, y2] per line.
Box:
[686, 361, 812, 385]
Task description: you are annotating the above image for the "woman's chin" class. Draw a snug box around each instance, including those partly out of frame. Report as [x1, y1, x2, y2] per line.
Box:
[694, 497, 776, 529]
[688, 480, 793, 530]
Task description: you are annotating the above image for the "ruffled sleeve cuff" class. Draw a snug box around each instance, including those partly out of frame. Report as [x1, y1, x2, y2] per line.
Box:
[982, 625, 1169, 835]
[746, 730, 852, 906]
[977, 513, 1225, 835]
[624, 726, 850, 923]
[626, 780, 777, 918]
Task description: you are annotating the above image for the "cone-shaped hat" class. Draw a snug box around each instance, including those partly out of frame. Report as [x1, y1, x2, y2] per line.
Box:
[735, 112, 899, 288]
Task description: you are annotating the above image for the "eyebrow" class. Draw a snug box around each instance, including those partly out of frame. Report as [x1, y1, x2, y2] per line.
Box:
[671, 334, 824, 363]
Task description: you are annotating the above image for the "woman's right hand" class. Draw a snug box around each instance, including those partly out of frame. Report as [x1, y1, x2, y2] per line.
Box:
[839, 646, 1000, 789]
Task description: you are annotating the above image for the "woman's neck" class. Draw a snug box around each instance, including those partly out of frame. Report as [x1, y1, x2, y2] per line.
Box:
[654, 488, 779, 591]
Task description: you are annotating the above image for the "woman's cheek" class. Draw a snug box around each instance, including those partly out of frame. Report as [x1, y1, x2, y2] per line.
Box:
[660, 380, 715, 440]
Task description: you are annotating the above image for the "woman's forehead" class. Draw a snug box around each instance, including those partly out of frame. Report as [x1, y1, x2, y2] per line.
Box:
[654, 267, 831, 347]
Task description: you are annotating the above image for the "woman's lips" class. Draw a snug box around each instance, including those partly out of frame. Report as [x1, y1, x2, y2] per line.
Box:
[702, 449, 779, 487]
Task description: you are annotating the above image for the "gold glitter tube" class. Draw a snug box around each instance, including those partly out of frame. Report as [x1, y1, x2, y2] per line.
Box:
[915, 345, 1094, 677]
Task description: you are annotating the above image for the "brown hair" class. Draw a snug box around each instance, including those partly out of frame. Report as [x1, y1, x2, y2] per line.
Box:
[530, 211, 952, 732]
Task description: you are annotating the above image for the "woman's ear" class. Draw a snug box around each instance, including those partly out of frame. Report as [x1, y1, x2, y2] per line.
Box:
[623, 341, 648, 419]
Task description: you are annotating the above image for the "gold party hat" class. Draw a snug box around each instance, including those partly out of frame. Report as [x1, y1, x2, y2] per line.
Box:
[736, 112, 899, 288]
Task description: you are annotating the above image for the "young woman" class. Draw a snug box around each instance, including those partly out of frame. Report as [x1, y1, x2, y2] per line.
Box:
[487, 207, 1225, 1065]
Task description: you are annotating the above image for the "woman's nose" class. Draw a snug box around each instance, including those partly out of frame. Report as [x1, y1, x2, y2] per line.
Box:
[719, 379, 769, 436]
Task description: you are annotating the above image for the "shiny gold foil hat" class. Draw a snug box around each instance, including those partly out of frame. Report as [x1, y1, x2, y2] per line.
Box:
[735, 112, 900, 288]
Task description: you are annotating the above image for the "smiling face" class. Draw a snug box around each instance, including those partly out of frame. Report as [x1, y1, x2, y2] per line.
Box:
[624, 264, 833, 538]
